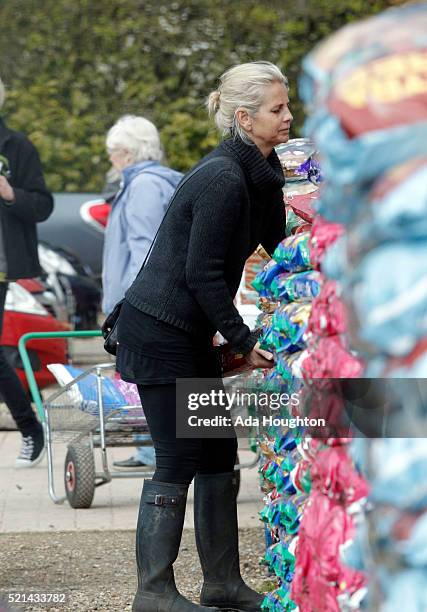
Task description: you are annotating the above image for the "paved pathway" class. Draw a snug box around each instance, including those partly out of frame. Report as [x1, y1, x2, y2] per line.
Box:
[0, 431, 263, 533]
[1, 336, 264, 533]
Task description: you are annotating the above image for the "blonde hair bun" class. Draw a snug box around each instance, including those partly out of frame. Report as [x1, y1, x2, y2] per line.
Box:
[207, 90, 221, 115]
[206, 61, 288, 142]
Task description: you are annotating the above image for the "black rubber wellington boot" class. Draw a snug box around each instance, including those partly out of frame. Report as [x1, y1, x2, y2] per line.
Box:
[194, 472, 264, 612]
[133, 479, 218, 612]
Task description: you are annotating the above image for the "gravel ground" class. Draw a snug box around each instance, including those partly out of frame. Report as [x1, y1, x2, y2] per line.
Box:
[0, 528, 272, 612]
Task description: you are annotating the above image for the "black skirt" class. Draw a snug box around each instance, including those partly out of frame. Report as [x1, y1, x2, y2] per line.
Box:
[116, 301, 221, 385]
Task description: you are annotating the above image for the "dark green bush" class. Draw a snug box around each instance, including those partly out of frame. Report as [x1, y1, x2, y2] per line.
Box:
[0, 0, 402, 191]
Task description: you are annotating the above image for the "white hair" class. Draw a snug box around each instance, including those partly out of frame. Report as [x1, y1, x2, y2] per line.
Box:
[207, 61, 288, 142]
[0, 78, 5, 110]
[106, 115, 162, 163]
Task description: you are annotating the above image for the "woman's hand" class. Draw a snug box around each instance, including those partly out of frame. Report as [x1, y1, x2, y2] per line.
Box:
[246, 341, 275, 369]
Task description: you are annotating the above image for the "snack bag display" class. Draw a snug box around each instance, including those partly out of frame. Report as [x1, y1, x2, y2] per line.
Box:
[275, 139, 316, 180]
[273, 233, 313, 272]
[301, 336, 364, 380]
[252, 260, 285, 297]
[271, 271, 322, 303]
[346, 158, 427, 259]
[288, 193, 317, 224]
[257, 296, 280, 314]
[300, 3, 427, 224]
[272, 302, 312, 352]
[281, 5, 427, 611]
[309, 216, 344, 268]
[276, 350, 309, 382]
[348, 242, 427, 356]
[308, 281, 347, 338]
[286, 206, 310, 235]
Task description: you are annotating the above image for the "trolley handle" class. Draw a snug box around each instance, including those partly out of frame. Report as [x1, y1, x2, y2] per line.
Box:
[18, 330, 103, 423]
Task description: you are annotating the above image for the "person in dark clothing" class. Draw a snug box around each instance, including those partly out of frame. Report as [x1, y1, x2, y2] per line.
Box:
[0, 77, 54, 467]
[116, 61, 293, 612]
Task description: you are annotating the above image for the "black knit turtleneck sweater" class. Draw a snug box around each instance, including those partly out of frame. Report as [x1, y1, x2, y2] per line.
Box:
[125, 135, 286, 355]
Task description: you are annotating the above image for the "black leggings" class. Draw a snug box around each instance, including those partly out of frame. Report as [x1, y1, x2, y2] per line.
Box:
[138, 384, 238, 485]
[0, 283, 40, 435]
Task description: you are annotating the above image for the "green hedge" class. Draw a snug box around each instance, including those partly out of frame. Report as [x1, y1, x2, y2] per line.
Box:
[0, 0, 402, 191]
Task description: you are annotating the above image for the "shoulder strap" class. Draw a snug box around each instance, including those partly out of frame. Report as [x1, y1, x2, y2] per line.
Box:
[136, 155, 242, 273]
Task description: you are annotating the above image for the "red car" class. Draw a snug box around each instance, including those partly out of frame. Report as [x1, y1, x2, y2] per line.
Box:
[1, 282, 68, 390]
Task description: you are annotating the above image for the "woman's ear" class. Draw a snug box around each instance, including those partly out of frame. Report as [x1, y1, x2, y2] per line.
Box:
[124, 151, 134, 165]
[235, 107, 252, 132]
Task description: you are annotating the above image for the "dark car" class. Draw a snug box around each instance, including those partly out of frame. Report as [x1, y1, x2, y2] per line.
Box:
[38, 193, 108, 280]
[37, 241, 102, 330]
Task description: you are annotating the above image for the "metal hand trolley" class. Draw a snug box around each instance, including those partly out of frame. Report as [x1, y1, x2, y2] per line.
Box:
[18, 330, 157, 508]
[18, 330, 260, 509]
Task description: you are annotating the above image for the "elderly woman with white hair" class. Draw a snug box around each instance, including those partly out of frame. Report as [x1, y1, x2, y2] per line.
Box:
[115, 62, 293, 611]
[102, 115, 182, 317]
[102, 115, 182, 470]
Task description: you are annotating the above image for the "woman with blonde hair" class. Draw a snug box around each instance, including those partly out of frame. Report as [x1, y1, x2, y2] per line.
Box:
[116, 62, 293, 611]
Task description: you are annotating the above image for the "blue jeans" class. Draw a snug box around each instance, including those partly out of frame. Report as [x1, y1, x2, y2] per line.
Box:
[134, 435, 156, 465]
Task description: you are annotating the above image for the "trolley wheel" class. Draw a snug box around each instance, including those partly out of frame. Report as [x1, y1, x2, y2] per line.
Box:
[233, 452, 241, 499]
[64, 443, 95, 509]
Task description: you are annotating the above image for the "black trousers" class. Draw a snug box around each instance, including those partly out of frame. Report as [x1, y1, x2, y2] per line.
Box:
[0, 282, 40, 435]
[138, 384, 238, 485]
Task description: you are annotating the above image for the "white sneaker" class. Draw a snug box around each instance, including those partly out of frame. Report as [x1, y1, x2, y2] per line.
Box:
[15, 430, 46, 468]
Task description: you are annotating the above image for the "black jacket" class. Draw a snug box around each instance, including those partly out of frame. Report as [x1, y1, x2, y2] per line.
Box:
[125, 136, 286, 355]
[0, 117, 53, 279]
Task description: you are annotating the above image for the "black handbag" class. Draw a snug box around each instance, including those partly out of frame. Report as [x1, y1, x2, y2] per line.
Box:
[101, 156, 241, 357]
[101, 298, 124, 356]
